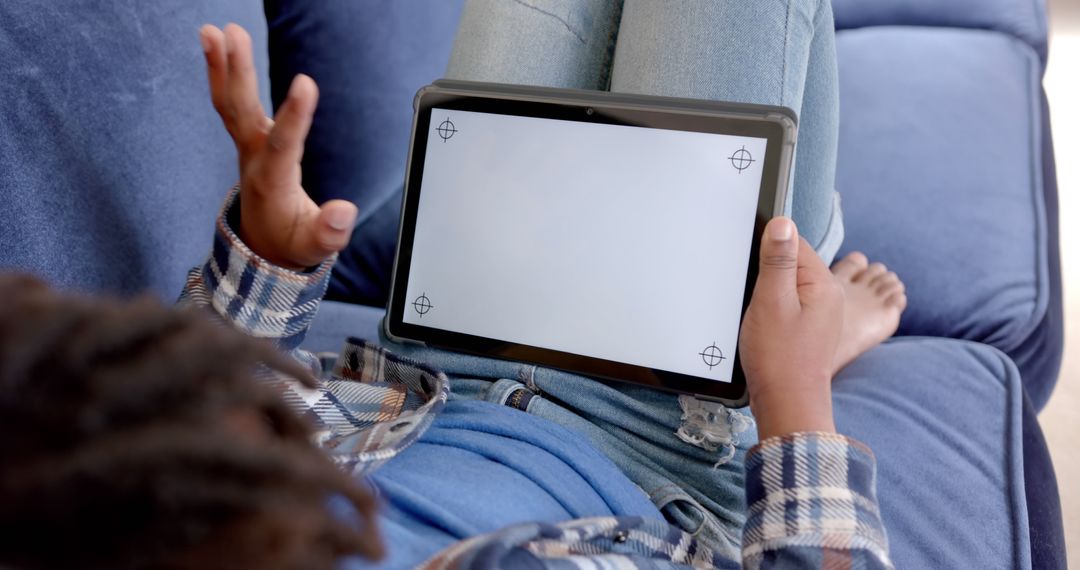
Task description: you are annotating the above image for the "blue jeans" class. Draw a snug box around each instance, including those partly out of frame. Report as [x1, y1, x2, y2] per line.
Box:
[397, 0, 842, 557]
[383, 0, 843, 558]
[448, 0, 843, 261]
[381, 335, 757, 559]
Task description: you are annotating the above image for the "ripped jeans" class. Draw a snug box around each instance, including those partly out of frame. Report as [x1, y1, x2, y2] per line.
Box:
[381, 335, 756, 559]
[429, 0, 842, 558]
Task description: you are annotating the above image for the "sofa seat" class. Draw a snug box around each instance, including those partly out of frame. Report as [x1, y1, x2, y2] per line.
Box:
[833, 338, 1030, 569]
[833, 26, 1058, 406]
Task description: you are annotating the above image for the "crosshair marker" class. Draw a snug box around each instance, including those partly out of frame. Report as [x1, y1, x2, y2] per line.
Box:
[436, 119, 457, 142]
[413, 293, 433, 317]
[699, 343, 726, 370]
[728, 145, 755, 173]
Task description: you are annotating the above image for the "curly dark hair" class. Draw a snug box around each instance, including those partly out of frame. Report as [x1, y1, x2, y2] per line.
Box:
[0, 274, 382, 569]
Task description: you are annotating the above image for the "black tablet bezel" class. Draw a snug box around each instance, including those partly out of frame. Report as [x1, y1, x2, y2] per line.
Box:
[386, 82, 794, 406]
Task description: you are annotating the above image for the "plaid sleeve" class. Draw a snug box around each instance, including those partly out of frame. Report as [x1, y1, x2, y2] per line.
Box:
[178, 187, 333, 351]
[743, 432, 892, 570]
[420, 516, 738, 570]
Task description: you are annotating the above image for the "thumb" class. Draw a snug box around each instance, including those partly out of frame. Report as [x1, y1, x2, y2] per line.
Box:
[301, 200, 358, 264]
[753, 217, 800, 310]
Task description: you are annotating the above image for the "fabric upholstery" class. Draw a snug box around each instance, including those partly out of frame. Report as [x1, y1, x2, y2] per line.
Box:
[1013, 93, 1064, 410]
[832, 338, 1030, 570]
[834, 27, 1058, 404]
[0, 0, 269, 297]
[831, 0, 1048, 62]
[1021, 387, 1067, 570]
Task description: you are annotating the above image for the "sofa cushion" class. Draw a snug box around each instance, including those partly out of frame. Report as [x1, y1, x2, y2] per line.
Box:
[834, 27, 1055, 401]
[831, 0, 1048, 61]
[0, 0, 270, 297]
[833, 338, 1030, 569]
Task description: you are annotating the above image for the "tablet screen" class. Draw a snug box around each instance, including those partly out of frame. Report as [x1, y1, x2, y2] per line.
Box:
[402, 108, 767, 383]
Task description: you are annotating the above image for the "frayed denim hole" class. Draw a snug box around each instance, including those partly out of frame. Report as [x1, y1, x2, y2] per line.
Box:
[676, 395, 755, 468]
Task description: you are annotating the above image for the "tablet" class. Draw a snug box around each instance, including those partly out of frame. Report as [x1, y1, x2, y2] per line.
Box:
[386, 80, 796, 407]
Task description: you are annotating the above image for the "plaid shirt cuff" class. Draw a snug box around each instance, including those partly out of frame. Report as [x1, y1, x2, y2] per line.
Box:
[181, 187, 334, 350]
[743, 432, 892, 569]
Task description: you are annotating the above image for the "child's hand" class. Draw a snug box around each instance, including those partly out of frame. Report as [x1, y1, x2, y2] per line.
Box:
[739, 217, 843, 440]
[200, 24, 357, 270]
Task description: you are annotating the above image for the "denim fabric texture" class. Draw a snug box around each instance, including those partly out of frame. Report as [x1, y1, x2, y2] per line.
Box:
[609, 0, 842, 260]
[447, 0, 623, 91]
[358, 400, 663, 570]
[448, 0, 843, 262]
[378, 334, 756, 559]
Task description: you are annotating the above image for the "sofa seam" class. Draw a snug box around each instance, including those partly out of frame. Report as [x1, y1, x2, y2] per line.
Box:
[997, 33, 1049, 356]
[833, 21, 1045, 61]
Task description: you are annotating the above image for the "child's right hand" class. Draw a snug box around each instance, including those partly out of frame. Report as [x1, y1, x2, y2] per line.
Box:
[739, 217, 843, 440]
[200, 24, 357, 270]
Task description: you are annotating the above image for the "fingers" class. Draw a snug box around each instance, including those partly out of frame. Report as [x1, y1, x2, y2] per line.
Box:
[201, 25, 228, 119]
[753, 217, 800, 310]
[263, 75, 320, 184]
[201, 24, 270, 146]
[300, 200, 358, 264]
[224, 24, 269, 140]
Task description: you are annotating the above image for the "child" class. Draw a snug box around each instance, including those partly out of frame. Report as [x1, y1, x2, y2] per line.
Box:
[0, 13, 904, 569]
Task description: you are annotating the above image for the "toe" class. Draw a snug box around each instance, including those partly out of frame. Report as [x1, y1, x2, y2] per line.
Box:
[877, 280, 905, 297]
[831, 252, 869, 280]
[887, 291, 908, 311]
[870, 270, 900, 290]
[855, 262, 888, 283]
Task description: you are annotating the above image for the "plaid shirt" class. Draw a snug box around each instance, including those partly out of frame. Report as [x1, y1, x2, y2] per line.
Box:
[180, 191, 892, 569]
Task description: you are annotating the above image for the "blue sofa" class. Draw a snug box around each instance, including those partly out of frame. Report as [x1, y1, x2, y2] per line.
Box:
[0, 0, 1065, 567]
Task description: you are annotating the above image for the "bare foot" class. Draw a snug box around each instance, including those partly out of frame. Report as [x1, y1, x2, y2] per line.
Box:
[830, 252, 908, 374]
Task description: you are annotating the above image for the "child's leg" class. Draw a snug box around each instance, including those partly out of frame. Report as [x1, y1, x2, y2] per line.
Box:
[331, 0, 622, 305]
[446, 0, 623, 90]
[611, 0, 842, 262]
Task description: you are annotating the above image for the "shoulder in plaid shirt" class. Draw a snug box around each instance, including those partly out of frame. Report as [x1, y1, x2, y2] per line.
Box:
[179, 191, 892, 569]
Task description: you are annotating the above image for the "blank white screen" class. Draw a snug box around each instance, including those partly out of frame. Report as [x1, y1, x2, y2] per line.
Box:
[403, 109, 766, 382]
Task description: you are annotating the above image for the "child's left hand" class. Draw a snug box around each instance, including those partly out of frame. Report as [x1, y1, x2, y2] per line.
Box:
[200, 24, 357, 270]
